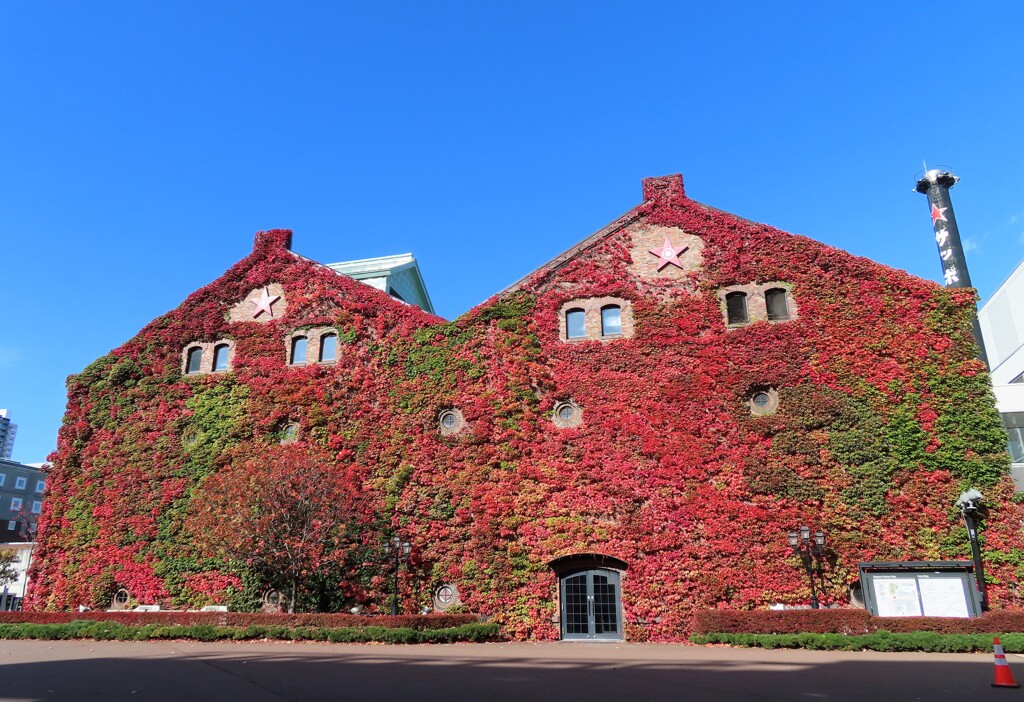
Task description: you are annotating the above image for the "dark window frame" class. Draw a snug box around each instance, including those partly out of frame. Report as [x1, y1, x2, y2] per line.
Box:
[290, 336, 308, 366]
[725, 292, 749, 325]
[185, 347, 203, 374]
[765, 288, 791, 321]
[565, 309, 586, 339]
[319, 333, 338, 363]
[600, 305, 622, 336]
[212, 344, 230, 372]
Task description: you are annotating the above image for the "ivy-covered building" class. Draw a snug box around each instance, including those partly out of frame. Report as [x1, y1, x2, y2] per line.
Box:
[29, 174, 1023, 640]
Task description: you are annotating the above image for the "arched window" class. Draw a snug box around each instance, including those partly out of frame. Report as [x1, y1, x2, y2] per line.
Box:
[765, 288, 790, 321]
[319, 333, 337, 363]
[600, 305, 622, 336]
[290, 336, 308, 365]
[186, 347, 203, 374]
[566, 309, 586, 339]
[212, 344, 230, 372]
[725, 292, 749, 325]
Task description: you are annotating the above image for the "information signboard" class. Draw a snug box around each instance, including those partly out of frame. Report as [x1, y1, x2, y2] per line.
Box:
[859, 561, 981, 618]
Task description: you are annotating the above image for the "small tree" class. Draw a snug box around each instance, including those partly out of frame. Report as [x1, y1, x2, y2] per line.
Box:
[191, 444, 366, 613]
[13, 506, 38, 542]
[0, 550, 18, 587]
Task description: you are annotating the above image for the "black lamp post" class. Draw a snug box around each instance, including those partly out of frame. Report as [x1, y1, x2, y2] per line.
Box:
[788, 526, 826, 609]
[386, 535, 411, 616]
[956, 488, 988, 611]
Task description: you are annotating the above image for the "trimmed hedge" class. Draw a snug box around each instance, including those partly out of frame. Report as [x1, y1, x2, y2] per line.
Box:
[0, 612, 477, 630]
[0, 620, 501, 644]
[690, 609, 1024, 636]
[691, 631, 1024, 653]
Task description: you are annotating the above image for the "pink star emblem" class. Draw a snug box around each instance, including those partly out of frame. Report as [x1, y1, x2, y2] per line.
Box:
[250, 287, 281, 318]
[648, 237, 689, 270]
[930, 203, 948, 224]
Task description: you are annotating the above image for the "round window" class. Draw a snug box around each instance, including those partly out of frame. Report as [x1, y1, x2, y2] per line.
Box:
[181, 425, 200, 447]
[748, 387, 779, 415]
[438, 408, 465, 436]
[552, 401, 582, 428]
[280, 423, 299, 444]
[111, 589, 130, 610]
[433, 583, 462, 611]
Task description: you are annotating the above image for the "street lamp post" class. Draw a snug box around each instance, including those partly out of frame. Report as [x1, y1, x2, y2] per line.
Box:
[788, 526, 826, 610]
[386, 535, 411, 616]
[956, 489, 988, 611]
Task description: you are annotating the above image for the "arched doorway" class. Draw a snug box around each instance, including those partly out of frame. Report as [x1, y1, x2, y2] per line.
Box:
[549, 554, 627, 641]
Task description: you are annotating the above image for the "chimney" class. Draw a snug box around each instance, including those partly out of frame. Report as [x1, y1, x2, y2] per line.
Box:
[253, 229, 293, 252]
[642, 174, 686, 203]
[915, 168, 988, 367]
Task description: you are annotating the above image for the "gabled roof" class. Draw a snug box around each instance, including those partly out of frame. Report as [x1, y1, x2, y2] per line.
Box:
[496, 207, 647, 298]
[493, 173, 856, 301]
[496, 174, 683, 297]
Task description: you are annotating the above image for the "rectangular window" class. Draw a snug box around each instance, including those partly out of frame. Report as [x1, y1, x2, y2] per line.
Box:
[0, 474, 5, 487]
[35, 480, 45, 493]
[14, 477, 26, 491]
[1005, 413, 1024, 464]
[6, 521, 15, 531]
[10, 498, 22, 511]
[31, 501, 41, 514]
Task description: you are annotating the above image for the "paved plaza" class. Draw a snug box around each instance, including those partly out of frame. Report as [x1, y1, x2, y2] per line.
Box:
[0, 640, 1019, 701]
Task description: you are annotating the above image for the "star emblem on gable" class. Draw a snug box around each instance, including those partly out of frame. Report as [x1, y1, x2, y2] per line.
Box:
[930, 203, 948, 225]
[250, 287, 281, 318]
[648, 237, 689, 271]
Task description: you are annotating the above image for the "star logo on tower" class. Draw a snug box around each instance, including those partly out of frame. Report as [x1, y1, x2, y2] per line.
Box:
[648, 237, 689, 271]
[930, 203, 948, 225]
[250, 287, 281, 318]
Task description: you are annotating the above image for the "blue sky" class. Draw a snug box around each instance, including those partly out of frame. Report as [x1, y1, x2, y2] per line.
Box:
[1, 2, 1022, 463]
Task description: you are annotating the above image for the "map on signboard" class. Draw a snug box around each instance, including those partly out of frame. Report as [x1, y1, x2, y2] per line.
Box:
[919, 577, 970, 618]
[872, 577, 922, 617]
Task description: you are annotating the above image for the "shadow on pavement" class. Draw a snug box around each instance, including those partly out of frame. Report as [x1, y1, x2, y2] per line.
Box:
[0, 642, 1012, 702]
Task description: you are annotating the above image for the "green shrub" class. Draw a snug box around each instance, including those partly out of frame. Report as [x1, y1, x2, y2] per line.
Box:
[0, 620, 501, 644]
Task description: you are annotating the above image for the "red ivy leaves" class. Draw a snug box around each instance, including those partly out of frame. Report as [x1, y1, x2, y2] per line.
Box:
[28, 189, 1023, 641]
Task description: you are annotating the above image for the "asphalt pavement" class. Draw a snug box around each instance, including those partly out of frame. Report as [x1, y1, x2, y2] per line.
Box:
[0, 639, 1018, 702]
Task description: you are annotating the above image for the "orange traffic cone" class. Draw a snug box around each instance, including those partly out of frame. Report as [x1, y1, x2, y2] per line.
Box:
[992, 637, 1020, 688]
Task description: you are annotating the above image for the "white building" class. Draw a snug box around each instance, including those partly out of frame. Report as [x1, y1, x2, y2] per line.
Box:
[978, 258, 1024, 486]
[0, 541, 34, 610]
[0, 410, 16, 460]
[0, 459, 45, 541]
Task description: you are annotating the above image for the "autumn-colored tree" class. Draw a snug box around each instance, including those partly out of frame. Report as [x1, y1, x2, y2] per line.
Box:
[190, 444, 366, 613]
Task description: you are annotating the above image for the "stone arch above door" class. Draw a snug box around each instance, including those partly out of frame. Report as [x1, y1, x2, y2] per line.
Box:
[549, 554, 627, 641]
